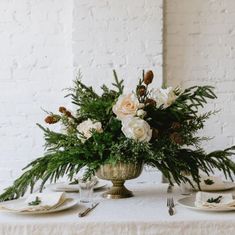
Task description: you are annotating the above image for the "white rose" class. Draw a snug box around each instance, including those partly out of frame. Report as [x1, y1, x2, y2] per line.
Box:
[112, 93, 140, 120]
[121, 117, 152, 142]
[136, 109, 147, 118]
[77, 119, 103, 142]
[152, 87, 177, 109]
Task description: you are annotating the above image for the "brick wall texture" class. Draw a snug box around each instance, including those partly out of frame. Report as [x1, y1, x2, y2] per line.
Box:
[1, 0, 235, 185]
[0, 0, 163, 185]
[165, 0, 235, 152]
[73, 0, 163, 91]
[0, 0, 73, 185]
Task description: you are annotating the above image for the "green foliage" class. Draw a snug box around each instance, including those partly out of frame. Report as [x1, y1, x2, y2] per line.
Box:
[174, 86, 217, 115]
[28, 196, 41, 206]
[37, 124, 80, 151]
[0, 71, 235, 202]
[207, 196, 222, 203]
[65, 70, 123, 125]
[112, 70, 124, 95]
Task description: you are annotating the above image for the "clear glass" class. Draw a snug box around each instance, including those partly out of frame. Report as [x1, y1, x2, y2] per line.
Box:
[78, 178, 96, 203]
[180, 181, 193, 195]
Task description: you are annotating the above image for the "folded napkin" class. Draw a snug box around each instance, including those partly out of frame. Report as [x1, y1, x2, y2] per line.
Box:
[0, 192, 66, 212]
[195, 192, 235, 208]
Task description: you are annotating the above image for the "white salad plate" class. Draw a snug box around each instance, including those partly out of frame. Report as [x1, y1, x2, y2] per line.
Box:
[178, 195, 235, 212]
[0, 197, 78, 215]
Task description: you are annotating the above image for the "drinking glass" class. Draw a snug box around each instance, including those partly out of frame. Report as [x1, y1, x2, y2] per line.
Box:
[180, 181, 193, 195]
[78, 177, 96, 203]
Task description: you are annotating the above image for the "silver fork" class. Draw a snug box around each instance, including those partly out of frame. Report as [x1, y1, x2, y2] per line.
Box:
[167, 197, 175, 216]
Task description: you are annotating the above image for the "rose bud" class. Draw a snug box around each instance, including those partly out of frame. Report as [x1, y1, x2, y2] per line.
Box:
[59, 106, 67, 113]
[45, 116, 53, 124]
[44, 116, 58, 124]
[45, 114, 61, 124]
[137, 85, 146, 96]
[145, 98, 156, 107]
[144, 70, 154, 85]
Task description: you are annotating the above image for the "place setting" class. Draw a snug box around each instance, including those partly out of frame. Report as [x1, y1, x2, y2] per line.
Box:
[0, 192, 78, 215]
[175, 174, 235, 213]
[0, 175, 107, 216]
[178, 191, 235, 212]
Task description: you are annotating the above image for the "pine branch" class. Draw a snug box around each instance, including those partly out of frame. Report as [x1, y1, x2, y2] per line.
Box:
[65, 72, 100, 107]
[0, 150, 87, 202]
[159, 147, 235, 186]
[37, 124, 80, 151]
[112, 70, 124, 94]
[177, 86, 217, 112]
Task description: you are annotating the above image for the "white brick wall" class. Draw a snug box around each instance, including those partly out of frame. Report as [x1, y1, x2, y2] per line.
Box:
[73, 0, 163, 92]
[0, 0, 73, 185]
[165, 0, 235, 152]
[3, 0, 235, 186]
[0, 0, 163, 185]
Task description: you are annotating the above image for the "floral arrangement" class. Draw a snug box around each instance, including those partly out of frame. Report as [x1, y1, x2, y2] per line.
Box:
[1, 70, 235, 201]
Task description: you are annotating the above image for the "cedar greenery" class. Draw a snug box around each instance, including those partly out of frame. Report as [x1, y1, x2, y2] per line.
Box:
[207, 195, 223, 203]
[1, 70, 235, 201]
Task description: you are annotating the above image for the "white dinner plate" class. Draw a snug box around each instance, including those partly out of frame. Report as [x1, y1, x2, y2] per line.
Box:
[0, 197, 78, 215]
[178, 195, 235, 212]
[46, 180, 107, 192]
[194, 181, 235, 192]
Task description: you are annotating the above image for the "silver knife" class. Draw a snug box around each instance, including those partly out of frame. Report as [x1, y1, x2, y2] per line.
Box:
[78, 202, 99, 217]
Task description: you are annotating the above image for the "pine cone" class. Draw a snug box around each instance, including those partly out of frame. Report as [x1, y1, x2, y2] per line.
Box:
[144, 70, 154, 85]
[170, 132, 183, 145]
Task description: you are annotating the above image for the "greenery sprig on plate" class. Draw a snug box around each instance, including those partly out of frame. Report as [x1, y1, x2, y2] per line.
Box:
[204, 179, 215, 185]
[207, 196, 222, 203]
[0, 70, 235, 201]
[28, 196, 41, 206]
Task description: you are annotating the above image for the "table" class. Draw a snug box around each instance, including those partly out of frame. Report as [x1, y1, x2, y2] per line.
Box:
[0, 183, 235, 235]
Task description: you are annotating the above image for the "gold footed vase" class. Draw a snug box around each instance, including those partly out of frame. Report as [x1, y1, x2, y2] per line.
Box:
[96, 162, 143, 199]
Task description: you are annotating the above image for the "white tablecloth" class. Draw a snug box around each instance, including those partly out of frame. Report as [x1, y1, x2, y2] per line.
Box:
[0, 183, 235, 235]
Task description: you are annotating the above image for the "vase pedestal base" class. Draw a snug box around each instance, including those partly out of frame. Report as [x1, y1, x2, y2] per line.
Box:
[102, 180, 133, 199]
[96, 162, 143, 199]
